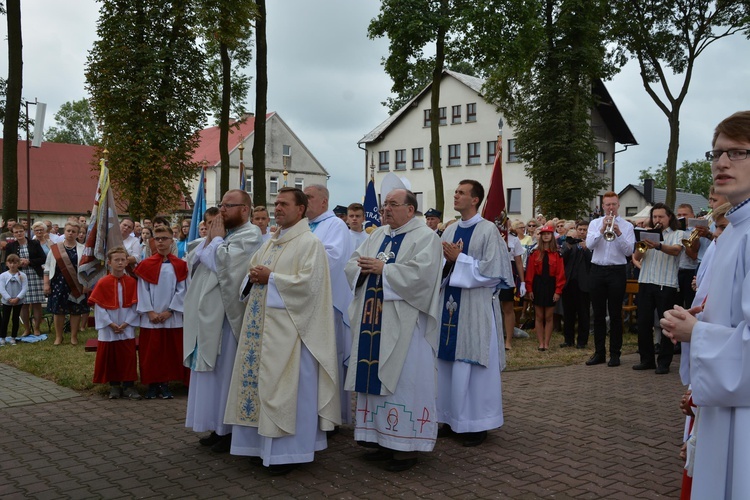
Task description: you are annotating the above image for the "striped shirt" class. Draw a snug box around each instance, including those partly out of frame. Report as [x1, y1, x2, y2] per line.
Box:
[638, 228, 685, 288]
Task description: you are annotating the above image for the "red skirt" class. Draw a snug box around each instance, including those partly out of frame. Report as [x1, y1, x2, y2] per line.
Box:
[138, 327, 188, 384]
[93, 338, 137, 384]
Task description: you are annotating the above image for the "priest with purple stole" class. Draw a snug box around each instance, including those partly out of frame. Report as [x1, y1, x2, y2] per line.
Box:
[436, 180, 513, 447]
[345, 188, 442, 472]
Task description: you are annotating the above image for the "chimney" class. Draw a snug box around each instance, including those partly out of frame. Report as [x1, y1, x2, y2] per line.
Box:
[644, 178, 654, 204]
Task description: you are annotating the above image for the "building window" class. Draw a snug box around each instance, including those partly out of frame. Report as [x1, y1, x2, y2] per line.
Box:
[467, 103, 477, 122]
[423, 109, 431, 127]
[626, 206, 638, 217]
[429, 146, 441, 168]
[597, 151, 606, 172]
[451, 105, 461, 124]
[270, 176, 278, 195]
[395, 149, 407, 171]
[378, 151, 389, 171]
[439, 107, 447, 126]
[487, 140, 497, 163]
[414, 192, 424, 213]
[468, 142, 481, 165]
[508, 138, 519, 162]
[283, 145, 291, 157]
[448, 144, 461, 166]
[507, 188, 521, 213]
[412, 148, 424, 169]
[294, 177, 304, 191]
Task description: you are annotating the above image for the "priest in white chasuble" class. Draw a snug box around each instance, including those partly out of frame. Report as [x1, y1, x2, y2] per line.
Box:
[345, 188, 442, 472]
[225, 187, 340, 476]
[437, 180, 514, 448]
[662, 111, 750, 499]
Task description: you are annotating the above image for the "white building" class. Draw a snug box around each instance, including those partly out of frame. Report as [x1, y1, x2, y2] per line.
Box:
[190, 112, 329, 223]
[358, 70, 636, 223]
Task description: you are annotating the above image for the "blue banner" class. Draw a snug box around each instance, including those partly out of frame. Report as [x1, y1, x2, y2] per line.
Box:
[363, 179, 380, 230]
[188, 168, 206, 242]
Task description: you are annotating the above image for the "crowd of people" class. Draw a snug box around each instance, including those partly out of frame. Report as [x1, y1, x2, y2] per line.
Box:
[0, 111, 747, 496]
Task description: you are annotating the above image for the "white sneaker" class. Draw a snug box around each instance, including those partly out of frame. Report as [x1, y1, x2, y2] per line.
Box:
[6, 337, 16, 345]
[0, 338, 6, 346]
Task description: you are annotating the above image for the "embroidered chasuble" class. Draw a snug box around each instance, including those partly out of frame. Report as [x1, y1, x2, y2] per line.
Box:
[438, 224, 477, 362]
[355, 233, 406, 394]
[224, 219, 340, 438]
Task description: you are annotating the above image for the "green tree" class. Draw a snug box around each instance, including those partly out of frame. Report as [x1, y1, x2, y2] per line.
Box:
[465, 0, 610, 218]
[197, 0, 256, 197]
[369, 0, 471, 214]
[45, 98, 101, 146]
[86, 0, 212, 220]
[639, 159, 713, 198]
[609, 0, 750, 209]
[2, 0, 22, 222]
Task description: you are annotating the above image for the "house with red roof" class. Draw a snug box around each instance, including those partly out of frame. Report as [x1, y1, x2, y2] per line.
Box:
[0, 139, 100, 225]
[190, 112, 329, 221]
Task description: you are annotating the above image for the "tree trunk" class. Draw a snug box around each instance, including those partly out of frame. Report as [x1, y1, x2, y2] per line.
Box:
[3, 0, 22, 221]
[664, 108, 680, 210]
[219, 41, 231, 198]
[429, 0, 448, 215]
[252, 0, 268, 209]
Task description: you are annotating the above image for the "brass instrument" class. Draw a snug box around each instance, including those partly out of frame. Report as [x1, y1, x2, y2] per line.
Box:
[603, 211, 617, 241]
[682, 228, 701, 249]
[635, 223, 663, 253]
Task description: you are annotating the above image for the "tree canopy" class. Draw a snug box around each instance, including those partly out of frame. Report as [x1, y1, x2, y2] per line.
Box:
[609, 0, 750, 209]
[86, 0, 212, 220]
[639, 159, 713, 199]
[45, 98, 101, 146]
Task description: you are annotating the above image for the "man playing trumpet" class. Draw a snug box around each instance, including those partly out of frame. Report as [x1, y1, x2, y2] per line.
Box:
[585, 192, 635, 367]
[632, 203, 686, 374]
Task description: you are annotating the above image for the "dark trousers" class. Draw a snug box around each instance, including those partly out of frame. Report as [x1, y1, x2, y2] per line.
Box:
[676, 268, 697, 309]
[589, 264, 626, 358]
[562, 284, 590, 347]
[636, 283, 678, 368]
[2, 303, 22, 338]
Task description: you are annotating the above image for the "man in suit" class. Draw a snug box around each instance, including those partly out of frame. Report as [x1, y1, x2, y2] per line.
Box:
[560, 220, 592, 349]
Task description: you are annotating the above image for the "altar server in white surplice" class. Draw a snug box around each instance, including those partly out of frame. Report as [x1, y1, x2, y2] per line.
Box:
[225, 187, 340, 476]
[662, 111, 750, 499]
[437, 180, 513, 447]
[304, 185, 355, 426]
[183, 190, 262, 453]
[345, 188, 442, 472]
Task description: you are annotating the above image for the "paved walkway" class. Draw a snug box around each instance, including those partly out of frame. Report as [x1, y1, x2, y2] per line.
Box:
[0, 353, 685, 499]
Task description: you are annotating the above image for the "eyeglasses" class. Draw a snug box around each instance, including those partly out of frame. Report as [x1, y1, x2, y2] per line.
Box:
[527, 224, 537, 227]
[217, 203, 247, 209]
[706, 149, 750, 162]
[153, 236, 171, 242]
[380, 202, 408, 210]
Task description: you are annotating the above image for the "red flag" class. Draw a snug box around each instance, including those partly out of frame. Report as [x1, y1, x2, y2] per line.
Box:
[482, 137, 505, 222]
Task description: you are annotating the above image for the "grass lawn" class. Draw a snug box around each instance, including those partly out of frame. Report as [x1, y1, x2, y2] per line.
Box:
[0, 320, 641, 397]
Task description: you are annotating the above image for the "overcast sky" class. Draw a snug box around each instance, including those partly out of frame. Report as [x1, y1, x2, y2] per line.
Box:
[2, 0, 749, 209]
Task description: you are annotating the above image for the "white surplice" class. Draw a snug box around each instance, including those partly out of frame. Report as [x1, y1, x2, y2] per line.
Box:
[688, 201, 750, 499]
[136, 264, 185, 329]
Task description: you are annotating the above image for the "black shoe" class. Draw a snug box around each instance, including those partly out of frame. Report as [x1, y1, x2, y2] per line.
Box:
[575, 344, 587, 349]
[632, 362, 656, 371]
[655, 366, 670, 375]
[326, 426, 340, 437]
[363, 448, 394, 461]
[210, 433, 232, 453]
[383, 457, 418, 472]
[585, 355, 605, 366]
[437, 424, 455, 438]
[461, 430, 487, 447]
[267, 463, 298, 476]
[559, 342, 573, 348]
[199, 431, 221, 447]
[607, 357, 620, 367]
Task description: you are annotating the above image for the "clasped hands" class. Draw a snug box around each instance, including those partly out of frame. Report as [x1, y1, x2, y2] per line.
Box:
[249, 265, 271, 285]
[109, 322, 130, 334]
[660, 305, 700, 344]
[357, 257, 384, 275]
[147, 310, 173, 325]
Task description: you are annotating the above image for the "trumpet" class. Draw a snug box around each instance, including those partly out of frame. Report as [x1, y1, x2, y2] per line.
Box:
[635, 223, 663, 253]
[603, 211, 617, 241]
[682, 228, 702, 249]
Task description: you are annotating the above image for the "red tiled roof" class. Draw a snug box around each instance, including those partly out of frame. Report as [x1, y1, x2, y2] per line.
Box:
[192, 112, 275, 166]
[0, 139, 100, 215]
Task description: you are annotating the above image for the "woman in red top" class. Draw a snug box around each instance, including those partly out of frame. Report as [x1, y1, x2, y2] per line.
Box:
[525, 225, 566, 351]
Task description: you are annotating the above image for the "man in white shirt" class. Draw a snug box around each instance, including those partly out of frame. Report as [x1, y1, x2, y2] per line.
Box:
[347, 203, 368, 249]
[252, 206, 272, 242]
[584, 192, 635, 367]
[120, 218, 141, 266]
